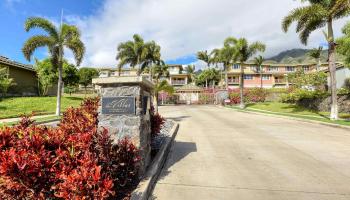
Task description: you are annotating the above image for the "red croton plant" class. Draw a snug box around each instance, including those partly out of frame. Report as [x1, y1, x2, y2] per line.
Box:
[0, 98, 140, 200]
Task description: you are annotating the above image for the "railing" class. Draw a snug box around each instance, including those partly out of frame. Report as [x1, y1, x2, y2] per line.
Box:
[171, 81, 186, 85]
[275, 79, 286, 84]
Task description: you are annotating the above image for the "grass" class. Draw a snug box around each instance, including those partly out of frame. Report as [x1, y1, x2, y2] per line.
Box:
[0, 115, 61, 127]
[227, 102, 350, 127]
[0, 94, 97, 119]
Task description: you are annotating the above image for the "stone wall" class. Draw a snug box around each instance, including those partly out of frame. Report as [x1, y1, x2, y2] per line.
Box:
[298, 95, 350, 113]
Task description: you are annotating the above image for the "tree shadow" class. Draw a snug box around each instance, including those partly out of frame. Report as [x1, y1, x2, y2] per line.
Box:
[166, 116, 191, 122]
[157, 140, 197, 181]
[65, 96, 84, 101]
[281, 104, 329, 119]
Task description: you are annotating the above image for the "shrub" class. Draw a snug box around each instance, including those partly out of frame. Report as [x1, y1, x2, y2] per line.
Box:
[280, 89, 329, 103]
[0, 98, 140, 200]
[228, 88, 268, 104]
[151, 112, 165, 137]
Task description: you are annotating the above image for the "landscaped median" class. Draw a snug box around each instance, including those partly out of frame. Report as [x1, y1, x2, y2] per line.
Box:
[226, 102, 350, 127]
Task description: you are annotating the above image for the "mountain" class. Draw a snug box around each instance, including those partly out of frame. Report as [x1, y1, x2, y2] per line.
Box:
[265, 48, 345, 64]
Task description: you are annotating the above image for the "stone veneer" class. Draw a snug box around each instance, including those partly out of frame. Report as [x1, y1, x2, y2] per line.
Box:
[93, 76, 154, 176]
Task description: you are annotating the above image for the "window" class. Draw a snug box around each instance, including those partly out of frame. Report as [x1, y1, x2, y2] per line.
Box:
[302, 66, 310, 71]
[243, 75, 253, 80]
[286, 66, 295, 72]
[262, 75, 271, 80]
[233, 64, 240, 69]
[228, 76, 239, 83]
[250, 66, 258, 71]
[267, 66, 278, 72]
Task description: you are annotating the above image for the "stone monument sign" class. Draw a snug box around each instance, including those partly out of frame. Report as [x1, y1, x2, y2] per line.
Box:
[92, 76, 154, 175]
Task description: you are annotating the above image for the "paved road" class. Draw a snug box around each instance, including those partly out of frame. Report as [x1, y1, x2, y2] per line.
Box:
[152, 105, 350, 200]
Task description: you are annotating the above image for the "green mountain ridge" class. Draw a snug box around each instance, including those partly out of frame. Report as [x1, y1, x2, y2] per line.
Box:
[264, 48, 345, 64]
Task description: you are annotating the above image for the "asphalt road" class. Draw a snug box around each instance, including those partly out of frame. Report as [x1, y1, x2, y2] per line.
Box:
[151, 105, 350, 200]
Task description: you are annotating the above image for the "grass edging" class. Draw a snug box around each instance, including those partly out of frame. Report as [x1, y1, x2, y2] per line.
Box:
[131, 121, 179, 200]
[223, 106, 350, 130]
[0, 116, 61, 127]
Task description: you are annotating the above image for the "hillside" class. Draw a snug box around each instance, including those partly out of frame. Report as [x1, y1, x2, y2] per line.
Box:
[265, 48, 345, 64]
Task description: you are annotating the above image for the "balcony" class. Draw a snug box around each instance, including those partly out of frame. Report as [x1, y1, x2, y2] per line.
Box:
[275, 79, 286, 84]
[171, 80, 186, 85]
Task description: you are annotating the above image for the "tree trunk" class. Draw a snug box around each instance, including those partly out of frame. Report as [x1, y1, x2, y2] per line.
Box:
[56, 63, 63, 116]
[260, 67, 263, 89]
[239, 66, 245, 109]
[153, 79, 159, 113]
[225, 65, 228, 90]
[328, 20, 338, 120]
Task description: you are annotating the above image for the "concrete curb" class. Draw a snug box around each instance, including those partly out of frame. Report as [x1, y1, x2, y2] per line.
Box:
[131, 121, 179, 200]
[220, 106, 350, 131]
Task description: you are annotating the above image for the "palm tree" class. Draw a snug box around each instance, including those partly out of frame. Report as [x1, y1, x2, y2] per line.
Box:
[156, 80, 175, 106]
[153, 64, 170, 113]
[22, 17, 85, 116]
[216, 37, 241, 90]
[185, 65, 196, 83]
[254, 55, 265, 88]
[308, 46, 323, 71]
[142, 41, 162, 80]
[210, 49, 223, 87]
[233, 38, 266, 109]
[282, 0, 350, 120]
[197, 50, 211, 88]
[116, 34, 148, 76]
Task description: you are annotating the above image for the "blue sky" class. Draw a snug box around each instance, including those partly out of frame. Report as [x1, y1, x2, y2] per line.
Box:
[0, 0, 101, 63]
[0, 0, 348, 68]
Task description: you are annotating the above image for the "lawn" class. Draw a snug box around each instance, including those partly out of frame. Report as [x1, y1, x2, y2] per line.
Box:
[228, 102, 350, 126]
[0, 94, 96, 119]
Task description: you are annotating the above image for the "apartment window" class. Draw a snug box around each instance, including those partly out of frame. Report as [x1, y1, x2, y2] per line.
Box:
[302, 66, 310, 71]
[250, 66, 258, 71]
[233, 64, 240, 69]
[267, 66, 278, 72]
[262, 75, 271, 80]
[243, 75, 253, 80]
[228, 76, 239, 83]
[286, 66, 295, 72]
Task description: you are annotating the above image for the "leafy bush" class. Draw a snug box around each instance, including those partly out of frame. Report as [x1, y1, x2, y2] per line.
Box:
[280, 89, 329, 103]
[337, 88, 350, 95]
[228, 88, 268, 104]
[0, 98, 140, 200]
[150, 107, 165, 137]
[344, 78, 350, 90]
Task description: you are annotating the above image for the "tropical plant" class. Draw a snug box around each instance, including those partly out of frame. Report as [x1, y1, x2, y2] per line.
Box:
[78, 67, 99, 94]
[197, 50, 212, 88]
[116, 34, 148, 76]
[195, 68, 220, 88]
[0, 67, 13, 97]
[22, 17, 85, 116]
[308, 46, 323, 71]
[185, 65, 196, 83]
[337, 22, 350, 66]
[34, 58, 57, 96]
[288, 69, 328, 90]
[153, 64, 170, 113]
[142, 41, 162, 80]
[254, 55, 265, 88]
[233, 38, 266, 108]
[282, 0, 350, 120]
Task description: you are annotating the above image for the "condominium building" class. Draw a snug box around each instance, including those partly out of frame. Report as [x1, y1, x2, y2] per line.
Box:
[221, 62, 337, 89]
[97, 64, 190, 88]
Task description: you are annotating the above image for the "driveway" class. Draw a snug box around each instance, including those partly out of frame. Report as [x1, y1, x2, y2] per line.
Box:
[151, 105, 350, 200]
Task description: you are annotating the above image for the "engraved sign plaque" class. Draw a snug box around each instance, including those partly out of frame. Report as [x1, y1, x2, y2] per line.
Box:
[101, 97, 136, 115]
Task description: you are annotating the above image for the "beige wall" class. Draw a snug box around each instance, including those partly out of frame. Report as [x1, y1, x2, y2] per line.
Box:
[3, 64, 38, 96]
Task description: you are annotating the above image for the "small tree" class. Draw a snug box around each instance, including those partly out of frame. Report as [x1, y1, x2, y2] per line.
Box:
[78, 67, 98, 94]
[35, 59, 57, 96]
[0, 67, 14, 97]
[288, 69, 327, 90]
[195, 68, 220, 87]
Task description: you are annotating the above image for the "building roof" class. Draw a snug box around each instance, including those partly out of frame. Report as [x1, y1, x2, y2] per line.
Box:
[321, 62, 346, 73]
[0, 56, 35, 72]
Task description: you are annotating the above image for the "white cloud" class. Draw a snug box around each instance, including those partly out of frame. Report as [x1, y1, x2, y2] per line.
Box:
[67, 0, 350, 67]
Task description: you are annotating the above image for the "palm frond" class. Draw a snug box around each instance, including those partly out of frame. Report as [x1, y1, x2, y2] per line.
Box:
[22, 35, 54, 61]
[65, 39, 85, 66]
[25, 17, 59, 39]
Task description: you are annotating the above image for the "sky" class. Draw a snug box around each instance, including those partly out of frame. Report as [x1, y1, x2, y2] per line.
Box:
[0, 0, 349, 69]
